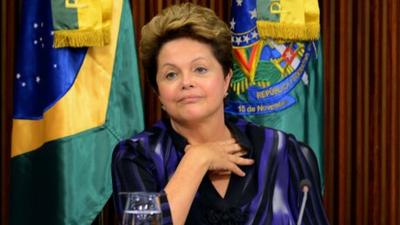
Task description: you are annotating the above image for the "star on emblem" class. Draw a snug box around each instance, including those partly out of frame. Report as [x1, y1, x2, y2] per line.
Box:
[282, 47, 296, 64]
[230, 18, 236, 30]
[251, 31, 259, 39]
[235, 36, 242, 45]
[236, 0, 243, 6]
[243, 35, 250, 43]
[284, 51, 293, 60]
[249, 9, 257, 19]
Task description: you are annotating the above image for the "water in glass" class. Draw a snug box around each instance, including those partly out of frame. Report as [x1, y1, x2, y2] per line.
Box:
[121, 192, 162, 225]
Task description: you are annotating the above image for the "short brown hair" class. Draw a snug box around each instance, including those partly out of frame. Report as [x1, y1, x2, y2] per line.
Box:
[140, 3, 232, 91]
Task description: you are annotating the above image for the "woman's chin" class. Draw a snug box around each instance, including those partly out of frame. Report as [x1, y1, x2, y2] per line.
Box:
[167, 104, 224, 123]
[171, 111, 214, 124]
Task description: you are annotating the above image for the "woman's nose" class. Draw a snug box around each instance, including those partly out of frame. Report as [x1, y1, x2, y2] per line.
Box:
[181, 73, 194, 89]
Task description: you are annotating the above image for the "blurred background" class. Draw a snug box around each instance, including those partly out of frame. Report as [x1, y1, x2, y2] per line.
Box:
[1, 0, 399, 224]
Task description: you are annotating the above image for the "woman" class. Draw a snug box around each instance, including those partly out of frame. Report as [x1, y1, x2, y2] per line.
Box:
[112, 3, 329, 225]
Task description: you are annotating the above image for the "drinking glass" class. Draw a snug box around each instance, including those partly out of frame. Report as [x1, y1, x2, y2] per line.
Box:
[121, 192, 162, 225]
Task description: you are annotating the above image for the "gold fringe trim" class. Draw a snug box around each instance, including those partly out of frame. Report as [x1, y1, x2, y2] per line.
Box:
[256, 21, 320, 41]
[54, 28, 111, 48]
[231, 79, 249, 95]
[231, 79, 272, 94]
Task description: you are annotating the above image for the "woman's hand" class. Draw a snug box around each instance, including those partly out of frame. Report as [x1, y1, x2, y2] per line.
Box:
[184, 138, 254, 177]
[164, 138, 254, 225]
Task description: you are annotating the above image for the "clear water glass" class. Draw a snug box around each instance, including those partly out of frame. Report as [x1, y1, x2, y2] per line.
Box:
[121, 192, 162, 225]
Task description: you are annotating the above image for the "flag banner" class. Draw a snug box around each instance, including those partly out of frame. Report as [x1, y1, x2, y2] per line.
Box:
[256, 0, 320, 41]
[226, 0, 324, 185]
[10, 0, 144, 224]
[51, 0, 112, 48]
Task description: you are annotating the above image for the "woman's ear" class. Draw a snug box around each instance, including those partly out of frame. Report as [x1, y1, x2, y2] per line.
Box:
[224, 69, 233, 93]
[158, 96, 167, 111]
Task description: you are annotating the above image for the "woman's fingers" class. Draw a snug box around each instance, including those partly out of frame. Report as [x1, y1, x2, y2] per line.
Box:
[222, 143, 242, 153]
[233, 150, 247, 157]
[208, 152, 254, 176]
[225, 163, 246, 177]
[229, 154, 254, 165]
[186, 139, 254, 176]
[223, 154, 254, 175]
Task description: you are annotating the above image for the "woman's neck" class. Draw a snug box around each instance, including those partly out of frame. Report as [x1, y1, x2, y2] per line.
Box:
[170, 114, 231, 144]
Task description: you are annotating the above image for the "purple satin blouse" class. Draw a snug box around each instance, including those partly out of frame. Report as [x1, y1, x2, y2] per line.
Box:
[112, 117, 329, 225]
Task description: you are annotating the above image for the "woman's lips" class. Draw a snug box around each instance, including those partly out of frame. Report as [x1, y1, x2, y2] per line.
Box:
[178, 95, 203, 103]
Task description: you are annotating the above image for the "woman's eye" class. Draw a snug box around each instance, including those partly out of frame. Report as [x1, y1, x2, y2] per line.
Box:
[194, 67, 208, 74]
[165, 72, 177, 80]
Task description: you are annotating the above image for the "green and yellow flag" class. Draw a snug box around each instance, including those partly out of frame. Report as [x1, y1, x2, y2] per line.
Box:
[226, 0, 324, 185]
[51, 0, 113, 48]
[10, 0, 144, 224]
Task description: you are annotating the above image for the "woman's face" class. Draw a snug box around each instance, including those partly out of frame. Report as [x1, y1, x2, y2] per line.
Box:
[156, 38, 231, 124]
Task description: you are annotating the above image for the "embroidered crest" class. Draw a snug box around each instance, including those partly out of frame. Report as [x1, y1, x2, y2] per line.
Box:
[227, 40, 313, 115]
[226, 0, 315, 115]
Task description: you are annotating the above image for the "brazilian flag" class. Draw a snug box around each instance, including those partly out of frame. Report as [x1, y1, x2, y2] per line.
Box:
[226, 0, 324, 185]
[10, 0, 144, 224]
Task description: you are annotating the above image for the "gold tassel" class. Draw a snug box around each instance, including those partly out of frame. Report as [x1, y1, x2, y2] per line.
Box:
[54, 29, 107, 48]
[257, 21, 320, 41]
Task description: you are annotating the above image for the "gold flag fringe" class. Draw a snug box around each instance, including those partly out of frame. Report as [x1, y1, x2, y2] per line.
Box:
[231, 79, 271, 94]
[54, 26, 110, 48]
[257, 21, 320, 41]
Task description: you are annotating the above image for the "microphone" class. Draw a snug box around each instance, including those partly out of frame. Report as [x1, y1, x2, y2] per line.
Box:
[296, 179, 311, 225]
